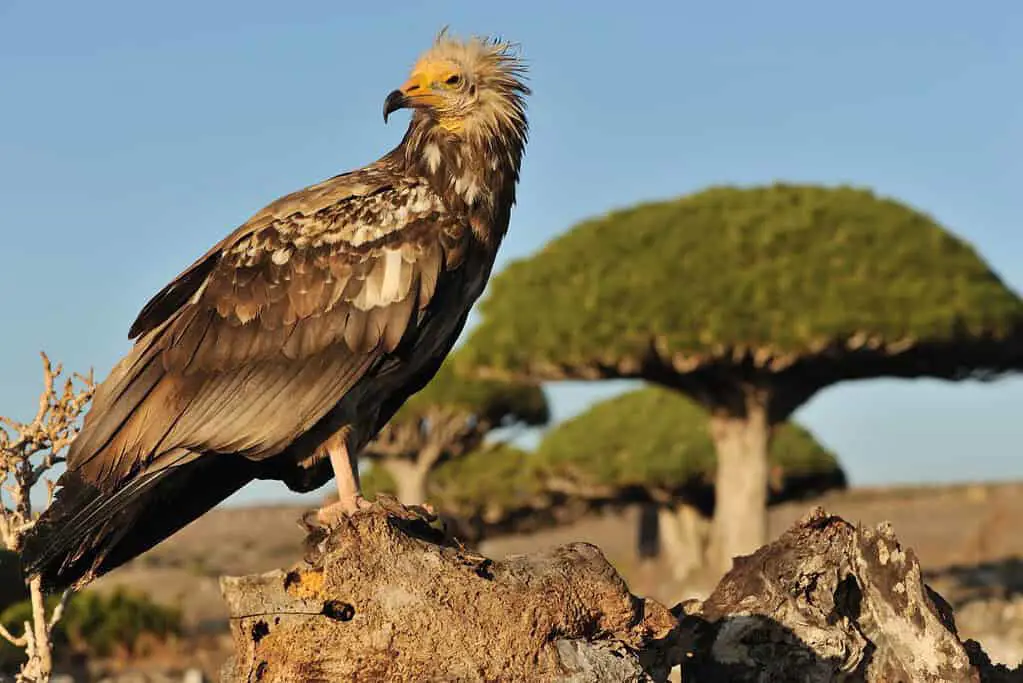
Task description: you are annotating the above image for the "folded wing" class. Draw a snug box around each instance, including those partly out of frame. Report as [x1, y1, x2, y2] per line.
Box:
[69, 170, 469, 491]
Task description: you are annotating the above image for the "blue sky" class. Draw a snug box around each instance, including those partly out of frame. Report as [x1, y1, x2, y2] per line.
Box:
[1, 1, 1021, 506]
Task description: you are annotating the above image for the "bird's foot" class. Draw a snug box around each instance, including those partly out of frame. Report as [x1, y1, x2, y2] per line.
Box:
[315, 496, 373, 527]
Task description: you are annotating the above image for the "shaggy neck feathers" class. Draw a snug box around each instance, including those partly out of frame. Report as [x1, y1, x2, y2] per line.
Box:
[406, 115, 524, 201]
[386, 34, 530, 244]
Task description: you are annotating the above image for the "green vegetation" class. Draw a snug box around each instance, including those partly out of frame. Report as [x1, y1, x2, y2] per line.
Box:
[459, 183, 1023, 373]
[1, 588, 181, 671]
[357, 461, 394, 498]
[363, 443, 545, 519]
[535, 386, 843, 495]
[417, 444, 546, 515]
[0, 550, 27, 613]
[362, 359, 548, 506]
[364, 386, 843, 543]
[394, 360, 549, 427]
[457, 183, 1023, 568]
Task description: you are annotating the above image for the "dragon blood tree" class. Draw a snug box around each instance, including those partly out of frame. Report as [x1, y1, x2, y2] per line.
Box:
[361, 443, 575, 543]
[359, 360, 549, 506]
[456, 183, 1023, 570]
[534, 385, 844, 579]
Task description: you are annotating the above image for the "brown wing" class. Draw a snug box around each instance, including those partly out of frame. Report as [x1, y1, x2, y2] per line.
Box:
[69, 168, 469, 489]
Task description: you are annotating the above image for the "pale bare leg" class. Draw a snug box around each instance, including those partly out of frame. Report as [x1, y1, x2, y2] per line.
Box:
[316, 436, 372, 526]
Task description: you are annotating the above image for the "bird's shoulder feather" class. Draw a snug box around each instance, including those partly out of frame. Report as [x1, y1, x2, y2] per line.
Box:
[129, 165, 469, 370]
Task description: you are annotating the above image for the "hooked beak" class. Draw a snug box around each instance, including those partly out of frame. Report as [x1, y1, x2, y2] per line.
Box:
[383, 90, 409, 123]
[383, 73, 438, 123]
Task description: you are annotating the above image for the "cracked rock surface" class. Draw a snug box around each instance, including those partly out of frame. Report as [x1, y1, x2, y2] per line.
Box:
[219, 502, 1019, 682]
[219, 502, 682, 682]
[681, 508, 1019, 682]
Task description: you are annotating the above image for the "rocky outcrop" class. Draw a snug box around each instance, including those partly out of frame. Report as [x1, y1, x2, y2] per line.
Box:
[219, 504, 1021, 682]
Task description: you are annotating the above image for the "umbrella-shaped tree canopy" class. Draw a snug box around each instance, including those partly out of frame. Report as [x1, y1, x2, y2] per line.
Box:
[457, 183, 1023, 568]
[459, 183, 1023, 384]
[535, 386, 844, 504]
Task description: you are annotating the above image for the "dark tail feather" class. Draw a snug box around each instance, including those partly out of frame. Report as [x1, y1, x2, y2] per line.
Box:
[20, 451, 260, 593]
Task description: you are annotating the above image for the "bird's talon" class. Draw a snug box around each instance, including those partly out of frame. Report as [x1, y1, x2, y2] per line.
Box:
[315, 496, 373, 527]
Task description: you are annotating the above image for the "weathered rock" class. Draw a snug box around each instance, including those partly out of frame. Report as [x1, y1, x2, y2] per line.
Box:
[219, 503, 683, 682]
[219, 503, 1021, 682]
[680, 507, 1022, 682]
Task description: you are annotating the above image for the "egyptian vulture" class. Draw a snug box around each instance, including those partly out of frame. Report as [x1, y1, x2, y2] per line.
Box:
[22, 31, 530, 592]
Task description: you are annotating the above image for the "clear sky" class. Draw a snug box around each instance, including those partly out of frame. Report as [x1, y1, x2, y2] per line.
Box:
[2, 1, 1021, 506]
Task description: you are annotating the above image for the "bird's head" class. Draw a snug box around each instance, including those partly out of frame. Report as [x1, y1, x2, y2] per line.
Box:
[384, 29, 529, 141]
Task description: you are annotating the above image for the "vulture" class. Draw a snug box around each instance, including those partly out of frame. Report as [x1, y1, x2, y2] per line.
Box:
[21, 31, 530, 593]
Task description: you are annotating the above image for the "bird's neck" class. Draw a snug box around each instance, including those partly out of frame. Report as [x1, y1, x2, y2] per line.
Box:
[394, 115, 526, 245]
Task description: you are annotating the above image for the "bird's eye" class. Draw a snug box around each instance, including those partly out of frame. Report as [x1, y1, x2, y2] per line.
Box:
[445, 74, 462, 86]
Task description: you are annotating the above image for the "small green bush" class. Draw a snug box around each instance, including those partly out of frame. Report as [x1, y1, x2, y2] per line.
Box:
[0, 587, 181, 671]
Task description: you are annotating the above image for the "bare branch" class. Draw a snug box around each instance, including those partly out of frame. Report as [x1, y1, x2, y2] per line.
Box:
[0, 353, 93, 681]
[29, 576, 51, 674]
[47, 589, 73, 632]
[0, 621, 27, 648]
[43, 478, 58, 511]
[0, 500, 14, 550]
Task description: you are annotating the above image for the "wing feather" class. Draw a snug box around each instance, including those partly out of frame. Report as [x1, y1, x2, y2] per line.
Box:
[67, 169, 469, 491]
[417, 245, 442, 309]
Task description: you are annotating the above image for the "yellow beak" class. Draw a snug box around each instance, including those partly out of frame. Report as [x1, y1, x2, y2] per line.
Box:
[383, 73, 443, 122]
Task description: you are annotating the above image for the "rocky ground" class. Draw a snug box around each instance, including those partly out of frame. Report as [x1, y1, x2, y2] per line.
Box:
[53, 481, 1023, 680]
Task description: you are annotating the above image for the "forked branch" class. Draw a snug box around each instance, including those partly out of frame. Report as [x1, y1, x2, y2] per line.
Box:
[0, 352, 94, 683]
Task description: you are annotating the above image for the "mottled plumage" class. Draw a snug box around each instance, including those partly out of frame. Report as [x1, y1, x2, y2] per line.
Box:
[21, 31, 530, 592]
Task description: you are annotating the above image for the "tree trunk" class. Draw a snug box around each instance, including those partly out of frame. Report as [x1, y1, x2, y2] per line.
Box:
[708, 395, 771, 573]
[636, 503, 660, 559]
[379, 443, 445, 507]
[636, 502, 710, 581]
[658, 503, 710, 582]
[380, 459, 429, 507]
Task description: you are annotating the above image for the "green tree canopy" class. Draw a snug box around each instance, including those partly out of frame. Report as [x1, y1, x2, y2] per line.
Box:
[458, 183, 1023, 383]
[535, 386, 844, 503]
[363, 386, 843, 540]
[362, 359, 549, 506]
[361, 444, 571, 540]
[391, 359, 549, 428]
[455, 183, 1023, 568]
[364, 444, 544, 516]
